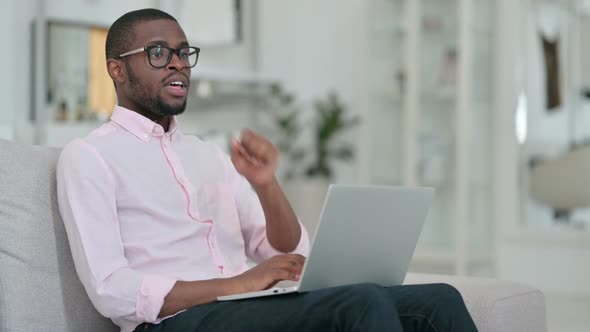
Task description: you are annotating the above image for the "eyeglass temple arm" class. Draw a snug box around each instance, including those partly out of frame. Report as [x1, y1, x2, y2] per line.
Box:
[118, 47, 145, 58]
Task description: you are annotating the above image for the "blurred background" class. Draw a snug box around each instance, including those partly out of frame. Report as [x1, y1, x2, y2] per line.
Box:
[1, 0, 590, 330]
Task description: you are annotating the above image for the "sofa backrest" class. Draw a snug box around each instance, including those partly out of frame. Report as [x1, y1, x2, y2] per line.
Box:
[0, 139, 117, 331]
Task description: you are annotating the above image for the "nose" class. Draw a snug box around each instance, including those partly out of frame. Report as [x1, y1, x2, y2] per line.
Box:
[167, 51, 185, 71]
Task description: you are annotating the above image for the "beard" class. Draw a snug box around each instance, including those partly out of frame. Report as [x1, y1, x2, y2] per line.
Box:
[126, 63, 187, 117]
[156, 97, 187, 116]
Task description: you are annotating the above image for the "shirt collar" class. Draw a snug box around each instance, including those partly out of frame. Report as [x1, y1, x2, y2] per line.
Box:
[110, 105, 180, 142]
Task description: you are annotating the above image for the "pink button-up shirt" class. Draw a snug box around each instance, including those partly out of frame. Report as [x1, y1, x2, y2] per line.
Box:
[56, 106, 310, 332]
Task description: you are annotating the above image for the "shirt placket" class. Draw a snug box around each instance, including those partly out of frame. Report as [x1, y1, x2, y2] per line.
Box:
[157, 134, 226, 274]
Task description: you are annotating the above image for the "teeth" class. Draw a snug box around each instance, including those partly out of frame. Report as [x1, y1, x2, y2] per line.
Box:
[170, 81, 184, 87]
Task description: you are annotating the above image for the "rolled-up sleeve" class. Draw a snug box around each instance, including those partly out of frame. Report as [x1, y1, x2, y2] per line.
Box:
[56, 140, 176, 325]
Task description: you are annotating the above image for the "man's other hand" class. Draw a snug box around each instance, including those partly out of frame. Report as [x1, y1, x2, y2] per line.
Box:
[231, 129, 279, 189]
[231, 254, 305, 293]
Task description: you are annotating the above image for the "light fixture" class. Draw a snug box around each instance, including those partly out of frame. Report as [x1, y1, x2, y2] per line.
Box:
[516, 91, 528, 144]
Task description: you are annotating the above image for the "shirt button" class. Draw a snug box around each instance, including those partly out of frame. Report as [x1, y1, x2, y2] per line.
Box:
[143, 134, 148, 139]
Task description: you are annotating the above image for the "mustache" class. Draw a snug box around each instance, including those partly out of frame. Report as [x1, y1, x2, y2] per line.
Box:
[161, 72, 190, 84]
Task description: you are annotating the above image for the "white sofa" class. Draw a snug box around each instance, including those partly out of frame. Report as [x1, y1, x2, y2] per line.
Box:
[0, 139, 547, 331]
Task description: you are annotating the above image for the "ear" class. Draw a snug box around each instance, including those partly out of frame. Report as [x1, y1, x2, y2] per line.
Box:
[107, 59, 126, 85]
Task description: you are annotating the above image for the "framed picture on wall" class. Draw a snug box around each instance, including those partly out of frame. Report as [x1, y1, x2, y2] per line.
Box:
[30, 20, 115, 123]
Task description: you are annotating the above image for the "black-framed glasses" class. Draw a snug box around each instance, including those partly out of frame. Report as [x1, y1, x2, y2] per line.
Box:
[117, 45, 200, 68]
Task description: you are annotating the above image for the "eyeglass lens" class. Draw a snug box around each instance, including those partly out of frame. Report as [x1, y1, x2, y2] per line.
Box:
[147, 46, 198, 68]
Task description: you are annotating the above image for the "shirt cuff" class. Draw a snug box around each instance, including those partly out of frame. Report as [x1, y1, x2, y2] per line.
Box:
[136, 275, 177, 323]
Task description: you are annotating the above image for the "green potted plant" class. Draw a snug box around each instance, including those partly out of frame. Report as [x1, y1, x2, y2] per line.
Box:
[266, 86, 360, 182]
[264, 84, 305, 180]
[304, 92, 360, 180]
[266, 86, 360, 232]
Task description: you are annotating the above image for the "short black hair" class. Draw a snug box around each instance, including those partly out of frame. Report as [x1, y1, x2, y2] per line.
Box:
[105, 8, 177, 60]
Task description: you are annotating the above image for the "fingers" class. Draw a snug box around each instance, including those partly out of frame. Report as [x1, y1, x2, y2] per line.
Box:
[244, 254, 306, 291]
[268, 254, 305, 275]
[279, 253, 306, 269]
[231, 139, 259, 177]
[239, 129, 278, 164]
[273, 261, 302, 276]
[269, 268, 299, 283]
[290, 254, 306, 266]
[230, 130, 279, 182]
[280, 254, 306, 267]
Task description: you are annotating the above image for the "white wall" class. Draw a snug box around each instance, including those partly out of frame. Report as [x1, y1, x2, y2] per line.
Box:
[45, 0, 156, 26]
[494, 0, 590, 296]
[159, 0, 237, 46]
[0, 1, 15, 139]
[180, 0, 258, 137]
[520, 2, 590, 158]
[257, 0, 368, 183]
[192, 0, 256, 77]
[583, 18, 590, 86]
[258, 0, 366, 102]
[8, 0, 37, 143]
[42, 0, 253, 73]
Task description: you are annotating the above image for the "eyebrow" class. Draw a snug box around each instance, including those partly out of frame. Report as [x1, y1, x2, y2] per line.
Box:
[146, 40, 190, 47]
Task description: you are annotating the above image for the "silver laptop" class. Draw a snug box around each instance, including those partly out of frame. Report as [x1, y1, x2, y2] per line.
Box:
[217, 184, 433, 301]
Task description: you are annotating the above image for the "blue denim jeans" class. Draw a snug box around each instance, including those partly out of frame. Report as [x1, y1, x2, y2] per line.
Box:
[136, 283, 478, 332]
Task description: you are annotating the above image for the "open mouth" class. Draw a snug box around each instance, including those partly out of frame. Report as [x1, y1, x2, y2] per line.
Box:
[169, 81, 185, 88]
[165, 80, 189, 97]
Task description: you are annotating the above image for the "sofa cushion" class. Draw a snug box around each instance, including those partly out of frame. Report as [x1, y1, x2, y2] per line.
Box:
[0, 139, 117, 331]
[405, 273, 547, 332]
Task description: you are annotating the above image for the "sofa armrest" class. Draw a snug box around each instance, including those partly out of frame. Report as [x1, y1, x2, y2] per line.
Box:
[404, 273, 547, 332]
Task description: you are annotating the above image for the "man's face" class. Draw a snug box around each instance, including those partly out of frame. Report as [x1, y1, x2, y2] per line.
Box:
[121, 19, 191, 117]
